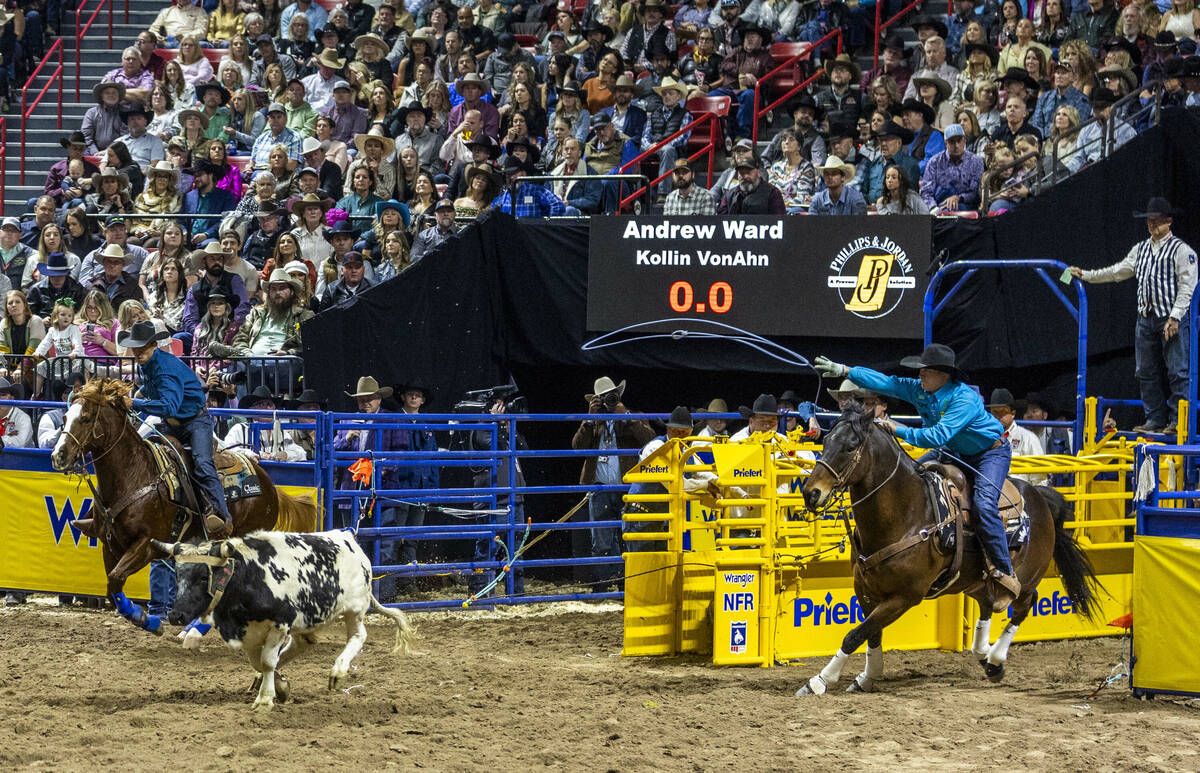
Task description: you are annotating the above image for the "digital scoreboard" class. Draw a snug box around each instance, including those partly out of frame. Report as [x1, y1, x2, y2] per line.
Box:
[586, 216, 932, 339]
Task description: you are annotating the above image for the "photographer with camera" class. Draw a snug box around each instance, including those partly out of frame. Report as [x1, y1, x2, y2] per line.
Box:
[464, 387, 528, 598]
[571, 376, 655, 592]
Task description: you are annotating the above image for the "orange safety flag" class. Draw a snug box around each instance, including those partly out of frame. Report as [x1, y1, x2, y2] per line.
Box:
[1108, 613, 1132, 629]
[349, 458, 374, 485]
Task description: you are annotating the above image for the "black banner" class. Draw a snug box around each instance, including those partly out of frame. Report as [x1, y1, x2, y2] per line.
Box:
[586, 216, 932, 338]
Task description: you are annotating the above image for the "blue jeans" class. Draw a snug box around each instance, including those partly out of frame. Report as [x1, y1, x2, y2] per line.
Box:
[587, 489, 624, 583]
[167, 410, 232, 520]
[149, 559, 176, 615]
[1135, 313, 1190, 427]
[920, 443, 1014, 575]
[654, 144, 679, 196]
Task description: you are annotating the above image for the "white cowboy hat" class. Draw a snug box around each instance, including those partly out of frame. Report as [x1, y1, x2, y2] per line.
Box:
[146, 159, 180, 184]
[353, 126, 395, 157]
[815, 155, 856, 183]
[585, 376, 626, 400]
[98, 242, 133, 265]
[653, 76, 692, 99]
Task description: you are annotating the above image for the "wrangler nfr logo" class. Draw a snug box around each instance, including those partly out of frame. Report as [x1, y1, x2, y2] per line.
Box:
[827, 237, 917, 320]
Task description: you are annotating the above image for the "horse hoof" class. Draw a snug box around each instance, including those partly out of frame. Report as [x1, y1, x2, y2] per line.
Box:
[328, 675, 339, 691]
[846, 678, 873, 694]
[984, 662, 1006, 683]
[795, 676, 827, 697]
[276, 675, 290, 703]
[252, 699, 274, 711]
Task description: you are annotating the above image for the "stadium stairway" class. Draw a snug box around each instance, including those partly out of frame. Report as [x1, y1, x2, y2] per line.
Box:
[3, 0, 156, 216]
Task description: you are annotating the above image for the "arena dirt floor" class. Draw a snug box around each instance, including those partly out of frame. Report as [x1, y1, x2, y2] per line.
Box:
[1, 592, 1198, 772]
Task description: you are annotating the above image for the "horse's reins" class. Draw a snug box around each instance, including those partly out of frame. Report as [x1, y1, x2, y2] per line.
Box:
[812, 424, 905, 510]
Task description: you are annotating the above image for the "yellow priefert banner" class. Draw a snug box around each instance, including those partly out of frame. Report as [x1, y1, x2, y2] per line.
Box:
[1133, 535, 1200, 696]
[0, 470, 150, 598]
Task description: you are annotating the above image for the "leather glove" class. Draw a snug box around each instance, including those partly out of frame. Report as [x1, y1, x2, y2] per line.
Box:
[814, 356, 848, 379]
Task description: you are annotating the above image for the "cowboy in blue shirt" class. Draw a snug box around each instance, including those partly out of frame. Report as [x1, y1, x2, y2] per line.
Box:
[120, 320, 234, 536]
[491, 155, 567, 217]
[816, 344, 1021, 611]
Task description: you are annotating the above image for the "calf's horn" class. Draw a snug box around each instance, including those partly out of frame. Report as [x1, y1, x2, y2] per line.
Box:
[150, 539, 175, 555]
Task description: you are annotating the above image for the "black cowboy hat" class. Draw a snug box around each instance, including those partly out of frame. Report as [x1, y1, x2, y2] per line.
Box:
[502, 154, 532, 175]
[738, 393, 778, 419]
[396, 382, 431, 401]
[1100, 35, 1142, 66]
[1133, 196, 1181, 218]
[119, 102, 152, 122]
[1153, 30, 1178, 49]
[244, 385, 278, 408]
[0, 376, 17, 395]
[881, 31, 910, 56]
[325, 219, 358, 240]
[997, 66, 1038, 91]
[195, 80, 232, 105]
[466, 134, 502, 159]
[1089, 86, 1118, 108]
[504, 135, 541, 164]
[875, 121, 915, 143]
[288, 387, 328, 409]
[117, 320, 169, 349]
[395, 101, 432, 124]
[666, 405, 693, 430]
[777, 389, 801, 407]
[986, 388, 1015, 409]
[898, 97, 935, 125]
[583, 22, 615, 42]
[788, 92, 824, 120]
[899, 343, 966, 381]
[59, 130, 88, 149]
[963, 41, 1000, 68]
[1023, 391, 1055, 417]
[910, 14, 948, 38]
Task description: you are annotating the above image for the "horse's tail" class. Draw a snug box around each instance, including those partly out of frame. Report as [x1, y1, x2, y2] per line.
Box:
[273, 489, 322, 532]
[1040, 485, 1105, 621]
[369, 594, 416, 655]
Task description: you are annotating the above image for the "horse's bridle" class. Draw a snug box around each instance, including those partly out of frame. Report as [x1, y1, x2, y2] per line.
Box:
[61, 397, 133, 471]
[811, 423, 904, 510]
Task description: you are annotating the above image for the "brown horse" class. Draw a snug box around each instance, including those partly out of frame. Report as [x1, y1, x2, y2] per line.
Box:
[797, 404, 1101, 694]
[49, 379, 319, 635]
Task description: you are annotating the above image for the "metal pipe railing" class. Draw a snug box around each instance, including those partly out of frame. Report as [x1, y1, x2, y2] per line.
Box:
[752, 29, 842, 144]
[874, 0, 922, 68]
[616, 112, 722, 209]
[0, 117, 6, 209]
[75, 0, 114, 101]
[21, 39, 64, 183]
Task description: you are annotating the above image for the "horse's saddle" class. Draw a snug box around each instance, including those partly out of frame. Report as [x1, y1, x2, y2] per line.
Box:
[922, 463, 1029, 556]
[147, 436, 262, 507]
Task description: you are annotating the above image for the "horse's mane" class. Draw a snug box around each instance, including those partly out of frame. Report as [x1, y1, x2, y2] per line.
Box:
[74, 378, 132, 405]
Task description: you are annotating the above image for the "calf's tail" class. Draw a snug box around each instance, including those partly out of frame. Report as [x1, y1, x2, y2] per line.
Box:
[370, 595, 416, 655]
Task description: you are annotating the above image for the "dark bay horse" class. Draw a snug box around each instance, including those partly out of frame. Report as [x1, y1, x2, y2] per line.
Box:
[797, 404, 1101, 695]
[49, 379, 320, 635]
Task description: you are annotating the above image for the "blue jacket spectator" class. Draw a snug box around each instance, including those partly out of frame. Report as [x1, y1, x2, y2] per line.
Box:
[184, 160, 237, 243]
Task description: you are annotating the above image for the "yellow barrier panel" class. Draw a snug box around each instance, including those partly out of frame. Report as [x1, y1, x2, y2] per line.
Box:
[622, 425, 1146, 667]
[0, 470, 320, 599]
[1132, 535, 1200, 696]
[0, 470, 151, 598]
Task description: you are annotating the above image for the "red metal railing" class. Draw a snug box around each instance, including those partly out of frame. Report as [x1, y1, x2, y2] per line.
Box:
[874, 0, 924, 68]
[0, 118, 7, 210]
[616, 111, 725, 210]
[752, 29, 843, 144]
[75, 0, 114, 100]
[20, 39, 64, 183]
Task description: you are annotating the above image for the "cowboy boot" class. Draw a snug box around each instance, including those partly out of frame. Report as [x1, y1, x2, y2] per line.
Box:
[988, 570, 1021, 613]
[204, 510, 234, 538]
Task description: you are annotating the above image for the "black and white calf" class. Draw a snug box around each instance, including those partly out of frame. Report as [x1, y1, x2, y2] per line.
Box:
[151, 530, 415, 710]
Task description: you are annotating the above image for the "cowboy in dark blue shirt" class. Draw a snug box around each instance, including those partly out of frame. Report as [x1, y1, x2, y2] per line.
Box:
[816, 344, 1022, 611]
[119, 320, 234, 536]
